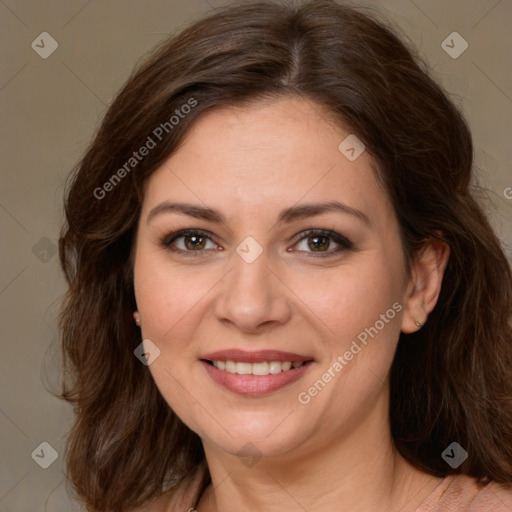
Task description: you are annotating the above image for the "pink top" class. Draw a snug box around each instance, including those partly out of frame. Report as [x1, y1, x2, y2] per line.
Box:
[141, 471, 512, 511]
[414, 474, 512, 512]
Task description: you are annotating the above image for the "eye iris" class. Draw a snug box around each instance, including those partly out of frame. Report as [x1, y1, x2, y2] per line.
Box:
[308, 235, 329, 251]
[185, 234, 206, 250]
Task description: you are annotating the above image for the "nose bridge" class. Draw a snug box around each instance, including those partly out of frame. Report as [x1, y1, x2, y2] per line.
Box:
[214, 240, 289, 330]
[229, 232, 271, 293]
[229, 244, 272, 307]
[233, 244, 269, 291]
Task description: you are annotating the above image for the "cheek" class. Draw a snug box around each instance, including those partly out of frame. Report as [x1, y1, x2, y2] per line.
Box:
[293, 262, 403, 422]
[289, 257, 404, 348]
[134, 250, 217, 346]
[134, 252, 209, 431]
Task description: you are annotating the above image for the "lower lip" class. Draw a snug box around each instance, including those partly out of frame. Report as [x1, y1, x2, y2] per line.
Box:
[201, 360, 313, 397]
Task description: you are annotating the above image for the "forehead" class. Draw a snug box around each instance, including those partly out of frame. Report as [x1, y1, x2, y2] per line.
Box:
[141, 96, 391, 225]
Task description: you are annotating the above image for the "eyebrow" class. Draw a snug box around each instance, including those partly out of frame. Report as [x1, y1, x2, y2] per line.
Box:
[146, 200, 370, 227]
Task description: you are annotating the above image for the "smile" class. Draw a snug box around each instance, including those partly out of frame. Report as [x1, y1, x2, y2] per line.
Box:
[200, 350, 314, 396]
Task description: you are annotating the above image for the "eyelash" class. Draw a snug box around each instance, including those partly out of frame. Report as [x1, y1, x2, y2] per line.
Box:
[160, 229, 354, 258]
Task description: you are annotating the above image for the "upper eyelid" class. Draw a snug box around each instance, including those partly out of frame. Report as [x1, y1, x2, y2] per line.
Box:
[164, 229, 217, 244]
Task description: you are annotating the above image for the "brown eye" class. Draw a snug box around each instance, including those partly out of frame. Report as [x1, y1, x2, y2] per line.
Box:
[162, 230, 219, 256]
[307, 234, 330, 252]
[292, 229, 353, 257]
[183, 234, 207, 250]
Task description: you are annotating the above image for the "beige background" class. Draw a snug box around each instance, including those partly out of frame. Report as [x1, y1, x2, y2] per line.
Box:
[1, 0, 511, 510]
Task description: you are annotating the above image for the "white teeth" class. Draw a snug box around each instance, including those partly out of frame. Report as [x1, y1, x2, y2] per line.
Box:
[236, 362, 252, 375]
[252, 362, 270, 375]
[269, 361, 283, 374]
[211, 360, 305, 375]
[225, 360, 237, 373]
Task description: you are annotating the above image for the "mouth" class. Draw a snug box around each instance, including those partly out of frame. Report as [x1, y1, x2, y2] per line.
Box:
[200, 349, 314, 396]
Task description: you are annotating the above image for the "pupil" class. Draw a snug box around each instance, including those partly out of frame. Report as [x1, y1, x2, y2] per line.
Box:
[309, 235, 329, 251]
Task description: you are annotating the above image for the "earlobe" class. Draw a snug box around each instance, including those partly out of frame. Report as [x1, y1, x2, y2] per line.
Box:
[401, 238, 450, 334]
[133, 311, 141, 326]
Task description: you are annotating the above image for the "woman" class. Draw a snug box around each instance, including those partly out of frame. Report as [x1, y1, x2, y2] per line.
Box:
[58, 1, 512, 511]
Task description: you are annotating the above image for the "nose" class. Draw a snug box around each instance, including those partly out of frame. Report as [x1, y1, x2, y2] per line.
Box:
[213, 246, 292, 334]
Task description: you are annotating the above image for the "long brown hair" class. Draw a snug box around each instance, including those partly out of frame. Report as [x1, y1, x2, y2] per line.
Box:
[57, 0, 512, 510]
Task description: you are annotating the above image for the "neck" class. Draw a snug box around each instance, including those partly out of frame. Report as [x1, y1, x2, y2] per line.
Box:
[196, 391, 442, 512]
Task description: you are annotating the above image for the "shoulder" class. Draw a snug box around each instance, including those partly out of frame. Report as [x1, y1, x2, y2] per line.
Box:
[416, 474, 512, 512]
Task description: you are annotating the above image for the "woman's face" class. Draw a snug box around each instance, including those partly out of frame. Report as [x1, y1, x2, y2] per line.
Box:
[133, 96, 411, 461]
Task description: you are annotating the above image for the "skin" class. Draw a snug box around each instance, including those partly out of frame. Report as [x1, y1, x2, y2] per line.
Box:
[132, 96, 450, 512]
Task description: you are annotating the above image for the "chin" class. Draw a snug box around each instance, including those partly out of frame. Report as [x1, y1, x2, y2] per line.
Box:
[195, 412, 317, 461]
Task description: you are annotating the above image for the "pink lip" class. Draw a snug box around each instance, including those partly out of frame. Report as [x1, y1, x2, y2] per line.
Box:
[201, 349, 312, 363]
[200, 360, 314, 397]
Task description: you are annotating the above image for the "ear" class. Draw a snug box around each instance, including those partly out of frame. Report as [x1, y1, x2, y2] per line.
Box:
[401, 238, 450, 333]
[133, 311, 141, 326]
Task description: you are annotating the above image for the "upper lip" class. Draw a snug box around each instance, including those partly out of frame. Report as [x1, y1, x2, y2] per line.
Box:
[201, 349, 313, 363]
